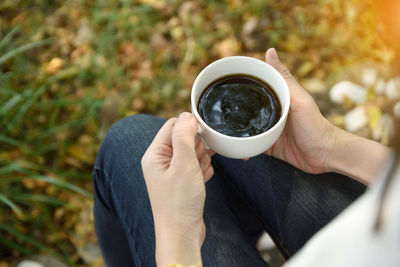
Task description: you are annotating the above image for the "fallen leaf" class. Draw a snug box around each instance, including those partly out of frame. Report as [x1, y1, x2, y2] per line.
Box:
[45, 57, 64, 74]
[296, 61, 314, 77]
[301, 78, 326, 94]
[366, 105, 382, 131]
[67, 145, 94, 165]
[214, 36, 241, 58]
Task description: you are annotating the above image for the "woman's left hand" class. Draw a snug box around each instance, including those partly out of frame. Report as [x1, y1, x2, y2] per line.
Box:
[141, 112, 214, 266]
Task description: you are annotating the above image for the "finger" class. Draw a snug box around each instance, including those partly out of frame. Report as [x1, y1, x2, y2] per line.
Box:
[265, 48, 295, 81]
[196, 136, 213, 157]
[195, 138, 207, 159]
[171, 112, 198, 165]
[207, 149, 215, 157]
[203, 165, 214, 183]
[264, 143, 277, 156]
[265, 48, 310, 100]
[241, 158, 249, 161]
[199, 152, 211, 172]
[148, 118, 177, 151]
[195, 135, 202, 147]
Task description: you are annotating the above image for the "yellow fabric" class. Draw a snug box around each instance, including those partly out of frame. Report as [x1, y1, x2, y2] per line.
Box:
[165, 264, 201, 267]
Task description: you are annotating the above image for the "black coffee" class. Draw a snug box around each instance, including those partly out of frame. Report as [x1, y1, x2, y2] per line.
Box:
[197, 74, 281, 137]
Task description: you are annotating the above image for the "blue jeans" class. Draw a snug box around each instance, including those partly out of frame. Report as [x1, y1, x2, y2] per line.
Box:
[93, 114, 366, 267]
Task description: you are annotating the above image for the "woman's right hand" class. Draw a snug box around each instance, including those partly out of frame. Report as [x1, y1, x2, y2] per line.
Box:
[264, 48, 391, 184]
[264, 48, 340, 174]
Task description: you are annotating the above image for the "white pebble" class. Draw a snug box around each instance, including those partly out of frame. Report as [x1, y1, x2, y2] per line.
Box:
[17, 261, 44, 267]
[330, 81, 366, 104]
[394, 102, 400, 119]
[344, 106, 368, 132]
[242, 17, 258, 35]
[374, 79, 386, 95]
[385, 77, 400, 99]
[361, 68, 377, 87]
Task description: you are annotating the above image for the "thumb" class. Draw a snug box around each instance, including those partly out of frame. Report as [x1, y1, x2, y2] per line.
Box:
[171, 112, 198, 165]
[265, 48, 311, 101]
[265, 48, 295, 82]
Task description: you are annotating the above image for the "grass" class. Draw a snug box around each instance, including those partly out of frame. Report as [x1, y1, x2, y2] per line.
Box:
[0, 0, 392, 265]
[0, 26, 95, 265]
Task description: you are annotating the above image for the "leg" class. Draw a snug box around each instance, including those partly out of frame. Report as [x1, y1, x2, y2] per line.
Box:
[93, 114, 166, 266]
[93, 174, 136, 266]
[212, 154, 367, 258]
[93, 114, 268, 266]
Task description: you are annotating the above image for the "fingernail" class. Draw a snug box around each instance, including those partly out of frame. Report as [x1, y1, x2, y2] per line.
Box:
[267, 48, 278, 61]
[178, 112, 192, 121]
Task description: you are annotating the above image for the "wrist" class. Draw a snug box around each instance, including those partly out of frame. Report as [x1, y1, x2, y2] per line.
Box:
[327, 128, 392, 185]
[155, 232, 202, 267]
[322, 121, 342, 173]
[155, 222, 204, 267]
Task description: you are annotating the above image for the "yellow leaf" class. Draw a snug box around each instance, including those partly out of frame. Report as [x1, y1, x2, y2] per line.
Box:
[296, 61, 314, 77]
[327, 114, 345, 128]
[366, 105, 382, 131]
[170, 26, 184, 41]
[138, 0, 166, 9]
[45, 57, 64, 74]
[366, 87, 376, 102]
[68, 145, 94, 165]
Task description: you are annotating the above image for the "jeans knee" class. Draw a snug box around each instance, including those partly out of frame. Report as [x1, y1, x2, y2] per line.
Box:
[94, 114, 165, 170]
[109, 114, 159, 137]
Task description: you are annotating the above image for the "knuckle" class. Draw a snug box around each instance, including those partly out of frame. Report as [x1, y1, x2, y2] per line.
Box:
[280, 66, 293, 80]
[172, 124, 187, 138]
[141, 153, 150, 169]
[198, 140, 205, 150]
[205, 153, 211, 163]
[195, 135, 201, 145]
[200, 160, 207, 170]
[274, 61, 294, 80]
[175, 122, 192, 134]
[201, 152, 209, 161]
[196, 143, 204, 155]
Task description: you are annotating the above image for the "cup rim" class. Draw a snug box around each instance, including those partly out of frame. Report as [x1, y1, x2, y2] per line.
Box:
[191, 56, 290, 141]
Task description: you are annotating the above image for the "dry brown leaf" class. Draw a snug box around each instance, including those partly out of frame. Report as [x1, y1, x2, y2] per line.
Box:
[131, 98, 145, 111]
[214, 36, 241, 58]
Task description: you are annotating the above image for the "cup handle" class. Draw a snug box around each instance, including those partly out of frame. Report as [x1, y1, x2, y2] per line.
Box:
[196, 124, 210, 150]
[197, 124, 204, 135]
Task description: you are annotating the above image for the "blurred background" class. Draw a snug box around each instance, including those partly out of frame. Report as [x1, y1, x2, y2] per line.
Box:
[0, 0, 399, 266]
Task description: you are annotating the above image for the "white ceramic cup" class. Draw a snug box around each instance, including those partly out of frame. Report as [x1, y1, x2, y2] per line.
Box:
[191, 56, 290, 159]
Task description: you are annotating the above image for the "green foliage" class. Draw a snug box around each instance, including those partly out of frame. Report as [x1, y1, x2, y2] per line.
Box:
[0, 28, 94, 265]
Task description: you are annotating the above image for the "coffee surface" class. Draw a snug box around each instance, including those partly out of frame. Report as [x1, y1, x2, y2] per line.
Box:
[198, 74, 281, 137]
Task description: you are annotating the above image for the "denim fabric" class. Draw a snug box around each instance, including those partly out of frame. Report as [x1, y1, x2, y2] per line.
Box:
[93, 114, 366, 267]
